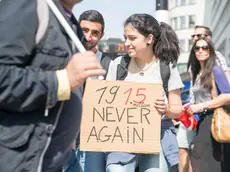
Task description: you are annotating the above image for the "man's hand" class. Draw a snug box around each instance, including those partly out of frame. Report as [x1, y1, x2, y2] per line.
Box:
[66, 51, 105, 91]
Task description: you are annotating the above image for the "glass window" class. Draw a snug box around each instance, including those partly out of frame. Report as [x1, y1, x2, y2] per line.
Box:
[179, 40, 186, 53]
[176, 0, 180, 6]
[189, 15, 196, 28]
[177, 64, 187, 74]
[189, 0, 196, 4]
[171, 19, 175, 30]
[171, 17, 178, 30]
[181, 0, 187, 5]
[189, 39, 194, 51]
[175, 18, 178, 30]
[180, 16, 186, 29]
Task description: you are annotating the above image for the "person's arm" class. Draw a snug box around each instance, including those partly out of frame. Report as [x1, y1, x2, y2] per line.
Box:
[206, 94, 230, 108]
[0, 0, 63, 112]
[154, 65, 183, 118]
[167, 89, 183, 118]
[0, 0, 105, 112]
[189, 94, 230, 113]
[226, 71, 230, 83]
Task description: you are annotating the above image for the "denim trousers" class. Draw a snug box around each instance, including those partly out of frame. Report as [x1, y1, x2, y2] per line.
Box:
[84, 151, 106, 172]
[82, 145, 170, 172]
[105, 145, 170, 172]
[64, 148, 84, 172]
[66, 143, 171, 172]
[66, 130, 173, 172]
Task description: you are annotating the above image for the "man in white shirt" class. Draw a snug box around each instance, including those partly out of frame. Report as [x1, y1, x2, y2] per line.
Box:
[66, 10, 111, 172]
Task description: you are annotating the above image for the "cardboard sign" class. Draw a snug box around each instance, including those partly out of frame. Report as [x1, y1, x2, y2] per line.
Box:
[80, 80, 162, 154]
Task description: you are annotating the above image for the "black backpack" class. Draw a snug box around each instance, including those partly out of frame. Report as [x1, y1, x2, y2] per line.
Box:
[116, 54, 170, 97]
[100, 53, 112, 79]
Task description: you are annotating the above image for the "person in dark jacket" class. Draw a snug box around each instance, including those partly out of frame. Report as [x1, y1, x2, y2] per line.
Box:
[0, 0, 105, 172]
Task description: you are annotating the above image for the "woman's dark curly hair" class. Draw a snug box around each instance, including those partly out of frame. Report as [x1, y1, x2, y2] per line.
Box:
[124, 13, 180, 67]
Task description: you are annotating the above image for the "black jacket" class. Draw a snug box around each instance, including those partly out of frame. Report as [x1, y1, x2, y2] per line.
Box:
[0, 0, 85, 171]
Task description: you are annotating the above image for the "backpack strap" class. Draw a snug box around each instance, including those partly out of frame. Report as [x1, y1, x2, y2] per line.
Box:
[36, 0, 49, 44]
[160, 61, 171, 98]
[100, 53, 112, 79]
[116, 54, 131, 80]
[115, 55, 171, 98]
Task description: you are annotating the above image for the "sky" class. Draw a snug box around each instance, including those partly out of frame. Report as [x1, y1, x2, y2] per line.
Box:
[73, 0, 156, 40]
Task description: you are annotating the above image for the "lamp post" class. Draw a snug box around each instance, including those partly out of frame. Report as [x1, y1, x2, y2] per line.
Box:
[155, 0, 169, 24]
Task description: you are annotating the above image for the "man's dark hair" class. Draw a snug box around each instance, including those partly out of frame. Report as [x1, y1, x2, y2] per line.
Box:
[195, 25, 212, 37]
[79, 10, 105, 33]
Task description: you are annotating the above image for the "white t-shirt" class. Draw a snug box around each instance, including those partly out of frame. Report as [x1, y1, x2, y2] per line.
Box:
[96, 50, 102, 62]
[106, 56, 184, 118]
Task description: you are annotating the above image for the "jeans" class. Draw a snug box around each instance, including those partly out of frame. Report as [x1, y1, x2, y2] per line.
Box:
[63, 149, 83, 172]
[66, 130, 173, 172]
[65, 137, 85, 172]
[84, 152, 106, 172]
[106, 145, 170, 172]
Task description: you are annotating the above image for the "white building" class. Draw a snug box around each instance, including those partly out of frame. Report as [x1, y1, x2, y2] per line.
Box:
[204, 0, 230, 66]
[168, 0, 206, 73]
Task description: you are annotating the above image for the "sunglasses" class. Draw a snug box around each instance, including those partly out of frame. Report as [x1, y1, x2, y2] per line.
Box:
[194, 45, 210, 52]
[191, 34, 208, 39]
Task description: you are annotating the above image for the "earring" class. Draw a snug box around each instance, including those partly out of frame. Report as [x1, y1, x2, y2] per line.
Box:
[147, 43, 150, 46]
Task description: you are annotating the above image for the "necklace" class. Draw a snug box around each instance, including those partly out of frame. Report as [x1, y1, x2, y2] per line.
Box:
[138, 62, 154, 76]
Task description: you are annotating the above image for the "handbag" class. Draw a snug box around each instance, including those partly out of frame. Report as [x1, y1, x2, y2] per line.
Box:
[211, 71, 230, 143]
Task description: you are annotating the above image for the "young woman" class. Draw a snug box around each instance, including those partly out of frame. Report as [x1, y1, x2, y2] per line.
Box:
[186, 37, 230, 172]
[105, 14, 183, 172]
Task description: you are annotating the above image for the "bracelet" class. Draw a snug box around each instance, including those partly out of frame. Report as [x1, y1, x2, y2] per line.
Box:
[200, 101, 211, 112]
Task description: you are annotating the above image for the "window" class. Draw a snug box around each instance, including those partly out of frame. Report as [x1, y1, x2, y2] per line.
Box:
[177, 64, 187, 74]
[189, 15, 196, 28]
[189, 0, 196, 4]
[180, 16, 186, 29]
[171, 17, 178, 30]
[181, 0, 187, 5]
[174, 18, 178, 29]
[171, 0, 176, 8]
[189, 39, 194, 51]
[176, 0, 180, 6]
[171, 19, 175, 30]
[179, 40, 186, 53]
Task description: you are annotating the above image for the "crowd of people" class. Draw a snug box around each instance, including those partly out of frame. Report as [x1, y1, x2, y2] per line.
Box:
[0, 0, 229, 172]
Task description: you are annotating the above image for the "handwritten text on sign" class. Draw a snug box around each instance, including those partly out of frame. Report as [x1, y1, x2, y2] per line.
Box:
[80, 80, 162, 154]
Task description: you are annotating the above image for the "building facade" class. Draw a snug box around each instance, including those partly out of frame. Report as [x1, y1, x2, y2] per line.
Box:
[168, 0, 206, 73]
[204, 0, 230, 66]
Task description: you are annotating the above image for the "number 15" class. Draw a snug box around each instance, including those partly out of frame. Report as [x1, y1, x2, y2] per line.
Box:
[124, 88, 146, 105]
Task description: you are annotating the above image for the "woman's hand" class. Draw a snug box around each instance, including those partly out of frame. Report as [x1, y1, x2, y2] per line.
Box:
[154, 97, 167, 114]
[185, 104, 203, 115]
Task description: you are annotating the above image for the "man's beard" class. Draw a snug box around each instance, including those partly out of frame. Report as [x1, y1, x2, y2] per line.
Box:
[87, 42, 97, 51]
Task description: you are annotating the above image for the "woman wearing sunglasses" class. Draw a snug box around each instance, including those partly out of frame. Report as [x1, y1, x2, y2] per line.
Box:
[186, 37, 230, 172]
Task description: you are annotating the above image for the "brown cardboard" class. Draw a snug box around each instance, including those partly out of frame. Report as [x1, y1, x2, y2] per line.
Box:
[80, 80, 162, 154]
